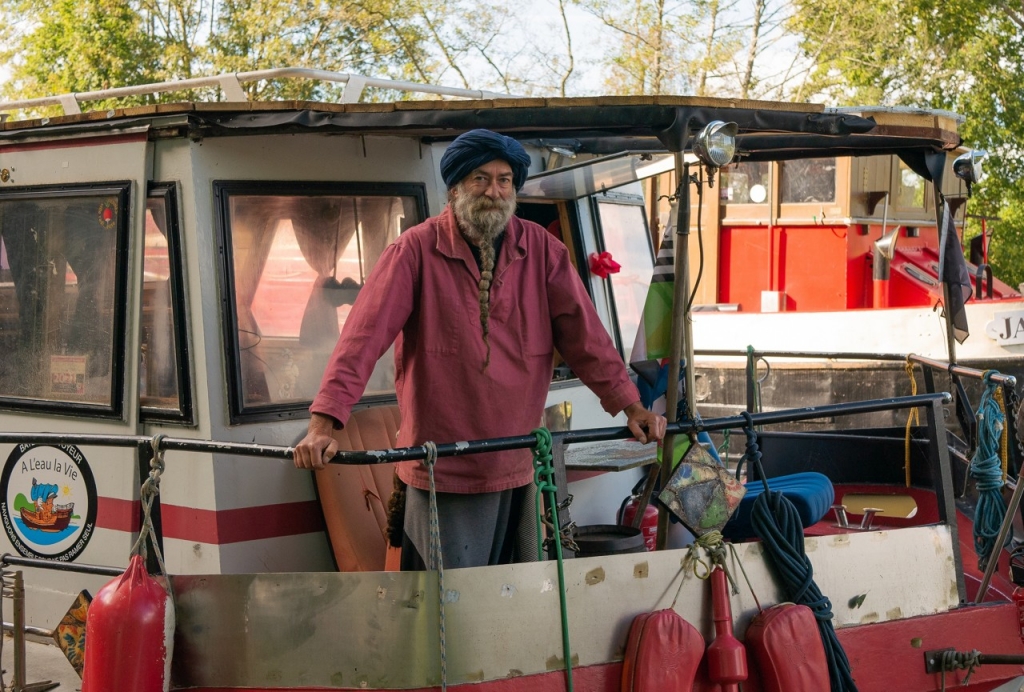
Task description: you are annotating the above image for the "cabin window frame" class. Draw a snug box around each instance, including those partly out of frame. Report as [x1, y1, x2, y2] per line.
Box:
[0, 181, 132, 419]
[719, 160, 772, 223]
[776, 157, 851, 222]
[140, 182, 194, 425]
[589, 192, 654, 362]
[214, 180, 428, 425]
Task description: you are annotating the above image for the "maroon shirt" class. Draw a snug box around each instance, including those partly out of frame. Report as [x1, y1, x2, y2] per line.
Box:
[311, 206, 639, 493]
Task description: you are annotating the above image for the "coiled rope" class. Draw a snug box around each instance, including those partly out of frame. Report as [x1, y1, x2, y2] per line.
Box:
[971, 372, 1008, 570]
[939, 649, 981, 691]
[531, 427, 574, 692]
[423, 441, 447, 691]
[742, 412, 857, 692]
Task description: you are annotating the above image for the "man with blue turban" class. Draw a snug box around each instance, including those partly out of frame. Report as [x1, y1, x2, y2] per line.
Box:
[295, 129, 665, 570]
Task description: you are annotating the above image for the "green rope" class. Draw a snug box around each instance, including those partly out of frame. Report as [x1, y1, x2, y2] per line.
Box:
[532, 427, 573, 692]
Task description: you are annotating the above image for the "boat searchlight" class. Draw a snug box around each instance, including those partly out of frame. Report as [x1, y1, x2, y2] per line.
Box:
[953, 149, 987, 196]
[692, 120, 738, 169]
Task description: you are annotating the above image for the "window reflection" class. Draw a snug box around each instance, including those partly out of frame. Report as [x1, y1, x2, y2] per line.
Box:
[0, 194, 122, 405]
[897, 162, 926, 209]
[140, 195, 183, 415]
[596, 201, 654, 364]
[780, 158, 836, 204]
[721, 161, 771, 205]
[224, 193, 420, 411]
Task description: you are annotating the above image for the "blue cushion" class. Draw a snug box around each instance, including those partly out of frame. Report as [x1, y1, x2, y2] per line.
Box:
[723, 472, 834, 542]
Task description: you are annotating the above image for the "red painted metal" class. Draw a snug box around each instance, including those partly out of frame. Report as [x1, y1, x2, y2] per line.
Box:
[718, 220, 1018, 312]
[872, 278, 890, 308]
[96, 497, 325, 544]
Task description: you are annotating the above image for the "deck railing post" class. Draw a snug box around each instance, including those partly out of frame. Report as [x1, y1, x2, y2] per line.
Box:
[924, 398, 966, 603]
[12, 569, 25, 690]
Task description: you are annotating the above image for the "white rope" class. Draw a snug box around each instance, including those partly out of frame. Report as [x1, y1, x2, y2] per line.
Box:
[424, 441, 446, 690]
[130, 435, 173, 598]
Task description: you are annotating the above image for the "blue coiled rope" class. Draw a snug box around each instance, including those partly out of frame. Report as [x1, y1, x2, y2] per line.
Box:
[742, 412, 857, 692]
[971, 371, 1007, 570]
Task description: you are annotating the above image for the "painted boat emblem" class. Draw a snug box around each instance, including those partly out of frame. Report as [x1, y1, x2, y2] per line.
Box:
[0, 445, 97, 560]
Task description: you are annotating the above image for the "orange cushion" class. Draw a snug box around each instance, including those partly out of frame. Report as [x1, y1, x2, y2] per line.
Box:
[314, 406, 401, 572]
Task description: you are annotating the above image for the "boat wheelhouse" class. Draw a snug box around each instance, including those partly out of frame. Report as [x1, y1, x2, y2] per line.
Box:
[0, 70, 1023, 691]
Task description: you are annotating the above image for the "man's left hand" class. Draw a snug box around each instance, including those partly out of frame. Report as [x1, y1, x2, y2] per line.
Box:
[623, 401, 666, 444]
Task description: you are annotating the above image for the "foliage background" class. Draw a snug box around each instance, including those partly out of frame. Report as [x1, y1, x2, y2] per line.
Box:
[1, 0, 1022, 285]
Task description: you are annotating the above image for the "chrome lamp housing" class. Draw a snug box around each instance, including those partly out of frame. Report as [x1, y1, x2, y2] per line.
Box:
[692, 121, 738, 169]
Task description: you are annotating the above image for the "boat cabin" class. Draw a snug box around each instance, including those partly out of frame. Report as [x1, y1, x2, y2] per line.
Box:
[2, 77, 1023, 692]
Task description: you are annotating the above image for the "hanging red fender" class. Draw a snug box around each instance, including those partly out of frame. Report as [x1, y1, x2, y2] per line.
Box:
[82, 554, 175, 692]
[705, 567, 748, 692]
[621, 608, 704, 692]
[746, 603, 830, 692]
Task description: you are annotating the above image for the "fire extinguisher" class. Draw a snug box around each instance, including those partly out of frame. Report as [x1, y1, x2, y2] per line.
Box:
[619, 494, 658, 551]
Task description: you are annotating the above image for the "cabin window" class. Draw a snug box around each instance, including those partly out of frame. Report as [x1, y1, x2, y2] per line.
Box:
[780, 157, 836, 204]
[721, 161, 771, 205]
[140, 184, 192, 424]
[896, 161, 927, 210]
[0, 184, 130, 415]
[594, 200, 654, 363]
[215, 182, 426, 422]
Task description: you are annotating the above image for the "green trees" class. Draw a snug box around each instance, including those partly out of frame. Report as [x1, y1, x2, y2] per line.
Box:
[1, 0, 160, 106]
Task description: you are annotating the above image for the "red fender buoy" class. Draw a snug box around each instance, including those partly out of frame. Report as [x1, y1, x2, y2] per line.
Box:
[746, 603, 830, 692]
[621, 608, 704, 691]
[705, 567, 747, 692]
[82, 554, 174, 692]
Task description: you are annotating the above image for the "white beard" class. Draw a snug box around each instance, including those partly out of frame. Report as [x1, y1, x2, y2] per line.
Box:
[453, 187, 516, 247]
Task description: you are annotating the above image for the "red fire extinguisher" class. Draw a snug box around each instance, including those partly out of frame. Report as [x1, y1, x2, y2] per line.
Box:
[620, 495, 658, 551]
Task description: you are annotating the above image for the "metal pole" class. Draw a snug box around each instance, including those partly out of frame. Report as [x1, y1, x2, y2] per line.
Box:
[975, 472, 1024, 603]
[13, 570, 25, 691]
[657, 156, 694, 550]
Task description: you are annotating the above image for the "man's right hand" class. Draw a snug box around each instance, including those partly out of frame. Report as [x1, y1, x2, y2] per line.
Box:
[293, 412, 340, 470]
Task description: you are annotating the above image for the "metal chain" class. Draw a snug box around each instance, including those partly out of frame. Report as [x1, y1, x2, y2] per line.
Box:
[539, 495, 579, 553]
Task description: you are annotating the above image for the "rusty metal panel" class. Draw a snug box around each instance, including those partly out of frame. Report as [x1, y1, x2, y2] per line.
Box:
[171, 524, 958, 689]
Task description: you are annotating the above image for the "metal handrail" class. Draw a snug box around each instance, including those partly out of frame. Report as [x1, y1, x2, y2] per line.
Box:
[0, 67, 516, 117]
[0, 393, 951, 465]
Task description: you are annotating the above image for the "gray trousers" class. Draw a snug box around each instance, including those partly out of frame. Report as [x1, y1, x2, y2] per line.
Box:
[401, 484, 537, 570]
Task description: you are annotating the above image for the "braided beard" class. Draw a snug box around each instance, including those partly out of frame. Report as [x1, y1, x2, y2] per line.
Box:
[452, 186, 517, 370]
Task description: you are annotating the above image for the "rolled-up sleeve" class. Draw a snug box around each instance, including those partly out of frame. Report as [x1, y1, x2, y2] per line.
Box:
[310, 240, 418, 427]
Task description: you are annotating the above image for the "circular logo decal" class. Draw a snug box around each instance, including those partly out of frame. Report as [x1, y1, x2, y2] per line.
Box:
[0, 445, 97, 560]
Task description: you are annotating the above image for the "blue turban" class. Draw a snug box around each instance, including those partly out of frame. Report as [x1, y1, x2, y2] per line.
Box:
[439, 129, 531, 191]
